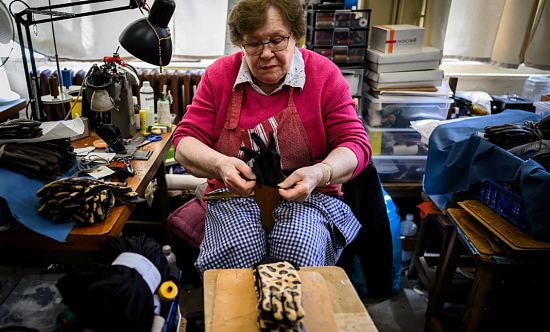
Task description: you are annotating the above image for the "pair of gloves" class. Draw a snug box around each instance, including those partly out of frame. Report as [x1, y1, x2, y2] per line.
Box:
[0, 139, 75, 179]
[254, 261, 305, 331]
[37, 177, 144, 224]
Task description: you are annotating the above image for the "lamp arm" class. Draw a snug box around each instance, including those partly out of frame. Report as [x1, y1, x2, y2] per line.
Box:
[11, 0, 144, 121]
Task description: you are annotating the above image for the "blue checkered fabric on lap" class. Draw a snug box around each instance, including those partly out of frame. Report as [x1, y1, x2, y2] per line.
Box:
[195, 190, 361, 275]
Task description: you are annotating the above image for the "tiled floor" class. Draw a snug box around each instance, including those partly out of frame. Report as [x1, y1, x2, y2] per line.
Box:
[365, 277, 428, 332]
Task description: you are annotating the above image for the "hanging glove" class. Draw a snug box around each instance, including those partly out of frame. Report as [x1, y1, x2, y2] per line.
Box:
[240, 132, 285, 232]
[254, 261, 305, 331]
[240, 132, 286, 187]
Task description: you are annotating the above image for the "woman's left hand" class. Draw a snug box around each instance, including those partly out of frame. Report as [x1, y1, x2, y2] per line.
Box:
[277, 164, 325, 202]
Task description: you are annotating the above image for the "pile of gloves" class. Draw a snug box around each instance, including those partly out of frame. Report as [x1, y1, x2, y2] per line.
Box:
[0, 118, 42, 139]
[0, 139, 75, 179]
[485, 115, 550, 171]
[254, 261, 305, 331]
[37, 177, 144, 224]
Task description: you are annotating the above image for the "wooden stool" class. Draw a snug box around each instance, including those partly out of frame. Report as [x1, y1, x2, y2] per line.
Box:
[425, 203, 550, 332]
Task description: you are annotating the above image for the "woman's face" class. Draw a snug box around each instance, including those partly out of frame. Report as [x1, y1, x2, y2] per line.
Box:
[242, 6, 296, 90]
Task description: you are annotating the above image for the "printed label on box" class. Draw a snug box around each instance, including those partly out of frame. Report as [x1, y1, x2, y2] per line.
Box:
[371, 25, 424, 54]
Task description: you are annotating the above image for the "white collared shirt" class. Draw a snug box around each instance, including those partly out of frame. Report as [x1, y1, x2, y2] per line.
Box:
[233, 47, 306, 95]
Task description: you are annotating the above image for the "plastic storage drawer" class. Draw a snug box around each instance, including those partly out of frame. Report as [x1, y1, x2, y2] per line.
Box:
[366, 125, 427, 156]
[365, 94, 450, 128]
[372, 155, 427, 182]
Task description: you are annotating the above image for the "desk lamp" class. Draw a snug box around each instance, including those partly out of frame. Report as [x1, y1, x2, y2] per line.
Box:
[12, 0, 176, 121]
[119, 0, 175, 67]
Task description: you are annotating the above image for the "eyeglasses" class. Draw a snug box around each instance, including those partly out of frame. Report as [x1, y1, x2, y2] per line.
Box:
[242, 31, 292, 56]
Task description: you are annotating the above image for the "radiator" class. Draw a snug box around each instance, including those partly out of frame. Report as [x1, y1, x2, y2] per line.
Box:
[37, 67, 204, 123]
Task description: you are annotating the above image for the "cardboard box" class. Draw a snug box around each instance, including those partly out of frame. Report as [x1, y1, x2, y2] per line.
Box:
[371, 24, 424, 54]
[367, 47, 442, 72]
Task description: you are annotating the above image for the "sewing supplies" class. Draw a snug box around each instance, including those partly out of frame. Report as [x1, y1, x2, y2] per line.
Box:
[136, 134, 162, 148]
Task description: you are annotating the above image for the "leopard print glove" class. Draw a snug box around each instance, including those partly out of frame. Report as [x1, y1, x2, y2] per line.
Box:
[254, 261, 305, 326]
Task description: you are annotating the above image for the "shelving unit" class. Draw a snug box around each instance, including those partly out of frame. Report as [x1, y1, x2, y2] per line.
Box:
[306, 7, 371, 66]
[305, 5, 371, 116]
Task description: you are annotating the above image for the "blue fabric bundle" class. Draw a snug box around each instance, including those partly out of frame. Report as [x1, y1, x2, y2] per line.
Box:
[424, 110, 550, 240]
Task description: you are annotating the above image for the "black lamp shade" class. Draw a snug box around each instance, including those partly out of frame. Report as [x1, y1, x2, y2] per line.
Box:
[119, 0, 175, 66]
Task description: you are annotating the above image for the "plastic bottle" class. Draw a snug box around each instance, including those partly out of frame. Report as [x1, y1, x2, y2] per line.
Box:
[157, 85, 171, 127]
[400, 213, 418, 237]
[140, 81, 155, 127]
[139, 109, 147, 134]
[133, 96, 141, 130]
[162, 245, 177, 267]
[383, 189, 401, 295]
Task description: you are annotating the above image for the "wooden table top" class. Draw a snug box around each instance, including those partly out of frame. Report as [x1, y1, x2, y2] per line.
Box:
[0, 129, 173, 256]
[204, 266, 378, 332]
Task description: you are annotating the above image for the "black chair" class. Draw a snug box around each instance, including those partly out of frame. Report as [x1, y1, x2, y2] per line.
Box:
[338, 162, 394, 298]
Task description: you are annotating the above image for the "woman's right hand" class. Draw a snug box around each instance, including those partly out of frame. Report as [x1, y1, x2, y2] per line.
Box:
[216, 156, 257, 196]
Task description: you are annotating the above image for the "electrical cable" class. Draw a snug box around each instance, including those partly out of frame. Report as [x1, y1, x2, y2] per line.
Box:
[47, 0, 64, 95]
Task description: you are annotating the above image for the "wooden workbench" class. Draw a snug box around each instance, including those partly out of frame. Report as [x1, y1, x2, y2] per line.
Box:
[0, 129, 172, 264]
[203, 266, 378, 332]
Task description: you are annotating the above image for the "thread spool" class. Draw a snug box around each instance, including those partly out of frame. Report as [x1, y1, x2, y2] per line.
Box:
[61, 68, 73, 89]
[158, 280, 178, 302]
[49, 74, 60, 98]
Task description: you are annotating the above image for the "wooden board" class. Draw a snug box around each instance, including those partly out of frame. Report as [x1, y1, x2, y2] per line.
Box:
[210, 269, 337, 332]
[458, 200, 550, 252]
[447, 208, 505, 256]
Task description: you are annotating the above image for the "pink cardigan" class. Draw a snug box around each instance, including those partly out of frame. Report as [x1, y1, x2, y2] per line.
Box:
[173, 48, 371, 177]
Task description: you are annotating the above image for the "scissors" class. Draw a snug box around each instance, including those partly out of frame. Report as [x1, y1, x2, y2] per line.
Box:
[136, 134, 162, 148]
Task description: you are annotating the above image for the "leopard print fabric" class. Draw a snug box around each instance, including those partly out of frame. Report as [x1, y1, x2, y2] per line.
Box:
[254, 261, 305, 331]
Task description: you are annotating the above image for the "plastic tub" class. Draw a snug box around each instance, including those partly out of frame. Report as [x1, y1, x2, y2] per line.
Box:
[534, 101, 550, 117]
[372, 155, 427, 182]
[366, 125, 427, 156]
[365, 94, 450, 128]
[522, 76, 550, 102]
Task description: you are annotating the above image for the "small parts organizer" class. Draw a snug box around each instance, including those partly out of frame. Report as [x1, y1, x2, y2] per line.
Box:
[306, 7, 371, 65]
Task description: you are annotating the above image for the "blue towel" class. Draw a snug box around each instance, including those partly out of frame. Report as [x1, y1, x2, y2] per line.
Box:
[424, 110, 550, 240]
[0, 167, 75, 242]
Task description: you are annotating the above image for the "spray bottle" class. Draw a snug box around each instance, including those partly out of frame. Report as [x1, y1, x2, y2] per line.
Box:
[157, 85, 171, 128]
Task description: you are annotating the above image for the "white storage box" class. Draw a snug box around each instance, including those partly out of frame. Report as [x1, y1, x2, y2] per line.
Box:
[372, 155, 427, 182]
[366, 125, 428, 156]
[367, 47, 442, 73]
[367, 69, 444, 89]
[365, 94, 450, 128]
[370, 25, 424, 54]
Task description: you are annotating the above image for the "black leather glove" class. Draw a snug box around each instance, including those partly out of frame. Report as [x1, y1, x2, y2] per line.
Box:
[240, 132, 286, 187]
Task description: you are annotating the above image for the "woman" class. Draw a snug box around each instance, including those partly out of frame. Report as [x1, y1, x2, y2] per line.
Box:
[173, 0, 371, 274]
